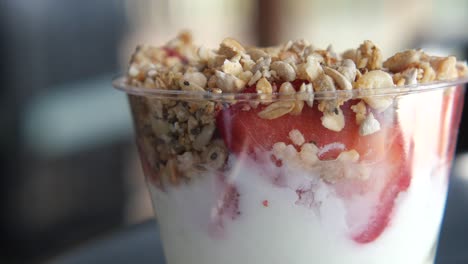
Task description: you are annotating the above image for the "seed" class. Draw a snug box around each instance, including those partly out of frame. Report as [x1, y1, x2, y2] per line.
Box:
[210, 152, 218, 160]
[190, 127, 201, 135]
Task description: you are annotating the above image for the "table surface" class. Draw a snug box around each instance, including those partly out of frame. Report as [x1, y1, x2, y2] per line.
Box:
[50, 175, 468, 264]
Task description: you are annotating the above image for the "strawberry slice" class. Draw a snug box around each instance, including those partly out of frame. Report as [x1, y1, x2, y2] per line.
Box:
[216, 98, 391, 161]
[337, 131, 410, 243]
[215, 82, 411, 243]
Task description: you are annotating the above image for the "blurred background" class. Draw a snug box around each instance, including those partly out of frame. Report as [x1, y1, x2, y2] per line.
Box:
[1, 0, 468, 263]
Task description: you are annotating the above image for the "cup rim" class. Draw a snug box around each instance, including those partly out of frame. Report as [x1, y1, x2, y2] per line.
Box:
[112, 76, 468, 101]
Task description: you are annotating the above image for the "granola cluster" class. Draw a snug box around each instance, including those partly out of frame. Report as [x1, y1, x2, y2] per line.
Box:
[130, 94, 227, 187]
[126, 32, 467, 186]
[127, 32, 466, 127]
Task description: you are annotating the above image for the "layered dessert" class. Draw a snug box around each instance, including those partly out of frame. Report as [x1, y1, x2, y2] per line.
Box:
[118, 32, 467, 264]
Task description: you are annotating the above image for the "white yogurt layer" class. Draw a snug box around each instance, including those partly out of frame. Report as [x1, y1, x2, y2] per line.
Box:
[149, 154, 448, 264]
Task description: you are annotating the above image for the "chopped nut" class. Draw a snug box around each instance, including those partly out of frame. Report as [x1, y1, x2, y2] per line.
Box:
[394, 70, 414, 86]
[241, 56, 256, 72]
[420, 63, 436, 83]
[248, 70, 263, 86]
[350, 100, 367, 125]
[207, 75, 218, 88]
[272, 142, 287, 157]
[290, 100, 305, 115]
[279, 51, 299, 64]
[183, 72, 207, 88]
[209, 87, 223, 94]
[297, 56, 323, 81]
[354, 70, 394, 112]
[246, 47, 269, 61]
[264, 47, 280, 57]
[282, 144, 299, 161]
[323, 66, 352, 90]
[299, 143, 319, 165]
[128, 64, 139, 77]
[289, 39, 312, 57]
[336, 149, 360, 162]
[430, 56, 458, 80]
[296, 83, 314, 107]
[179, 79, 205, 92]
[197, 46, 217, 62]
[289, 129, 305, 146]
[272, 142, 299, 162]
[383, 49, 423, 72]
[173, 103, 191, 122]
[302, 45, 315, 58]
[279, 82, 296, 98]
[165, 57, 181, 67]
[219, 38, 246, 58]
[314, 49, 338, 66]
[271, 61, 296, 82]
[222, 59, 243, 76]
[359, 113, 381, 136]
[456, 61, 468, 77]
[215, 70, 246, 92]
[396, 78, 406, 86]
[309, 53, 325, 64]
[143, 78, 155, 89]
[257, 101, 295, 119]
[313, 73, 336, 92]
[355, 40, 383, 70]
[177, 152, 200, 172]
[147, 69, 157, 77]
[262, 69, 272, 78]
[313, 73, 339, 113]
[401, 68, 419, 85]
[337, 59, 357, 82]
[316, 149, 365, 183]
[238, 71, 253, 83]
[193, 123, 216, 151]
[256, 77, 273, 101]
[207, 54, 227, 69]
[252, 57, 272, 74]
[321, 107, 345, 132]
[129, 64, 144, 81]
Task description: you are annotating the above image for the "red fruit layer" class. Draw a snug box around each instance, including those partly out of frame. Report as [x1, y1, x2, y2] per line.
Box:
[215, 81, 411, 243]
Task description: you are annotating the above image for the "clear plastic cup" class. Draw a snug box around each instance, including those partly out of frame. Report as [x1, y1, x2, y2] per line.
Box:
[114, 76, 466, 264]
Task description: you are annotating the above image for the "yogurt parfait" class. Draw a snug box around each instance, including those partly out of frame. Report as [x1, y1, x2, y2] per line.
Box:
[113, 32, 468, 264]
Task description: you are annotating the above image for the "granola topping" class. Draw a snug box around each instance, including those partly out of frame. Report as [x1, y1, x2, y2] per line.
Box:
[125, 32, 467, 187]
[127, 32, 466, 117]
[359, 113, 381, 136]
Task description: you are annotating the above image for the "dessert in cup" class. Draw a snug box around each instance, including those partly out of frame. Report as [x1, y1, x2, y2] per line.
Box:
[113, 32, 468, 264]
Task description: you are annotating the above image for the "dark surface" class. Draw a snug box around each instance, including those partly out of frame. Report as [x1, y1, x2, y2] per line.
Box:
[51, 174, 468, 264]
[50, 219, 165, 264]
[0, 1, 129, 261]
[436, 174, 468, 264]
